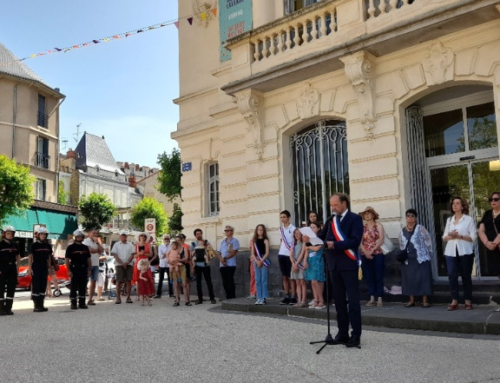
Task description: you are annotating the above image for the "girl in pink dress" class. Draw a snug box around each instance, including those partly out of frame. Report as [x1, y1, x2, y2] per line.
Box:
[137, 259, 155, 306]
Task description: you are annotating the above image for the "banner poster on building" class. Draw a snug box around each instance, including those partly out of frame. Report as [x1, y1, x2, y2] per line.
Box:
[219, 0, 253, 62]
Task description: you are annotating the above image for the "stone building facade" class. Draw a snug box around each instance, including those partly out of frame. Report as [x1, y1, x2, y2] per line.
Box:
[174, 0, 500, 290]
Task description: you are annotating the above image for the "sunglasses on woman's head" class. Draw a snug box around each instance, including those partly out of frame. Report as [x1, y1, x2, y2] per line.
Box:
[489, 197, 500, 202]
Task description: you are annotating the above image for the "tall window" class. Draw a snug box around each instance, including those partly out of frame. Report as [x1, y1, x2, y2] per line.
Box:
[35, 179, 46, 201]
[207, 163, 219, 216]
[284, 0, 319, 14]
[35, 137, 49, 169]
[37, 94, 47, 128]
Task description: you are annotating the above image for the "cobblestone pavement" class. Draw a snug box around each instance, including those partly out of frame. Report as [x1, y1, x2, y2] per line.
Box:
[3, 294, 500, 383]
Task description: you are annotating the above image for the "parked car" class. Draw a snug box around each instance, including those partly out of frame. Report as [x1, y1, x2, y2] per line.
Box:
[17, 257, 70, 290]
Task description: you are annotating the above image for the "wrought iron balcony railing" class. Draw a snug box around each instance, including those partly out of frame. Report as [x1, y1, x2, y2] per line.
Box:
[33, 152, 50, 169]
[37, 111, 48, 128]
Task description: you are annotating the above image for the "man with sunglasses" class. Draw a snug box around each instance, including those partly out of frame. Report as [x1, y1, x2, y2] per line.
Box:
[217, 225, 240, 300]
[155, 234, 173, 298]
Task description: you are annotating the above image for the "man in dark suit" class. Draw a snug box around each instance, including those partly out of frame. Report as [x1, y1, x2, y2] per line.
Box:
[318, 193, 364, 348]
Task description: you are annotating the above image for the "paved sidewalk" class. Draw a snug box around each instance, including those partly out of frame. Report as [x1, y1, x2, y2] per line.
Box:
[222, 298, 500, 335]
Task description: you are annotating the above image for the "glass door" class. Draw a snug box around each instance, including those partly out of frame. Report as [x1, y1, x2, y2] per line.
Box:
[430, 160, 500, 279]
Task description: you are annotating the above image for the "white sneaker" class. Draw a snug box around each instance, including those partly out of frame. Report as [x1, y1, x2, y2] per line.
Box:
[308, 299, 316, 307]
[247, 295, 256, 299]
[255, 300, 262, 305]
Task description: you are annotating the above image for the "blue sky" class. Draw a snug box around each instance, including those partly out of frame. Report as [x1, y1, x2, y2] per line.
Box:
[1, 1, 179, 167]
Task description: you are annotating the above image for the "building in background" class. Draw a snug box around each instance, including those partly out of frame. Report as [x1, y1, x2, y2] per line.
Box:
[0, 41, 77, 257]
[174, 0, 500, 286]
[59, 132, 143, 241]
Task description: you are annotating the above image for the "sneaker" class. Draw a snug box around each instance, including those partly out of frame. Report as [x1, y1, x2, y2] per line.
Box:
[280, 297, 290, 305]
[262, 298, 266, 305]
[247, 295, 256, 299]
[315, 304, 326, 309]
[289, 297, 298, 305]
[255, 300, 262, 305]
[308, 299, 316, 306]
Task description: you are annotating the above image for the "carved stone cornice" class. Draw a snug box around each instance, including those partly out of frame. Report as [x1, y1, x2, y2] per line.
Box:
[422, 41, 454, 86]
[340, 51, 377, 138]
[236, 89, 265, 160]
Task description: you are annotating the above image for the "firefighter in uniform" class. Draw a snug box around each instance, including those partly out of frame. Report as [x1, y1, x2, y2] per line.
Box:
[65, 230, 91, 310]
[0, 226, 20, 316]
[28, 227, 52, 313]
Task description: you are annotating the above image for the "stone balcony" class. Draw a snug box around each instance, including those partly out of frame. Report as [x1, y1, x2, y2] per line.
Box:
[222, 0, 500, 95]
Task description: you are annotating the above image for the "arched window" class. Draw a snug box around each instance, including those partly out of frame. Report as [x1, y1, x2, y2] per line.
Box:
[290, 120, 349, 225]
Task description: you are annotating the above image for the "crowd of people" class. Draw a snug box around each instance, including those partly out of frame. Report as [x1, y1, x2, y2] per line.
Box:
[2, 192, 500, 346]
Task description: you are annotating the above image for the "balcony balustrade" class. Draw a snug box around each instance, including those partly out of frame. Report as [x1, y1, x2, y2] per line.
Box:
[223, 0, 500, 94]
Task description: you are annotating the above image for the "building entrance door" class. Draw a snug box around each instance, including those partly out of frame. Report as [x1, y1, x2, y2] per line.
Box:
[408, 89, 498, 279]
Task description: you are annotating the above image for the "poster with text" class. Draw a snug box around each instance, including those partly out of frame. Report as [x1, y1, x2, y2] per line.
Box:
[219, 0, 253, 62]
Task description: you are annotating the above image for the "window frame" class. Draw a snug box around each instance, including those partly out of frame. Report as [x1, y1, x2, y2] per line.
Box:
[206, 162, 220, 217]
[35, 178, 47, 201]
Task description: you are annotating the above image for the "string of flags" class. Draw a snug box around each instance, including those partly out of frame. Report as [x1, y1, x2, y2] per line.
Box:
[19, 7, 218, 61]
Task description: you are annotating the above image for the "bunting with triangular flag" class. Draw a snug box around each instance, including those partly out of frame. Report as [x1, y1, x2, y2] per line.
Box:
[18, 7, 219, 61]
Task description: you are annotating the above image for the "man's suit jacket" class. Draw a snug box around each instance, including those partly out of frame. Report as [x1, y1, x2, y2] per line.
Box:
[318, 211, 364, 272]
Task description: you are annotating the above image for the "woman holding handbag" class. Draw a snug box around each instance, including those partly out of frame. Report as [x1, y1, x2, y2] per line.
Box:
[478, 191, 500, 312]
[359, 206, 386, 307]
[399, 209, 433, 308]
[442, 197, 477, 311]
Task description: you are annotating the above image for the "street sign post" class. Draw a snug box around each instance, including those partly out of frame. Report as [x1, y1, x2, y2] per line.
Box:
[145, 218, 156, 235]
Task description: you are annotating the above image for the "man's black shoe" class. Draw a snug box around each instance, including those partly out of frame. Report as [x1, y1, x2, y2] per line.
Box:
[279, 297, 290, 305]
[195, 300, 203, 305]
[153, 295, 161, 299]
[331, 333, 349, 345]
[346, 335, 361, 348]
[289, 297, 298, 305]
[210, 300, 217, 304]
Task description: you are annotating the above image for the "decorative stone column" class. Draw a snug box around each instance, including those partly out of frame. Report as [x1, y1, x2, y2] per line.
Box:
[340, 51, 377, 138]
[236, 89, 265, 160]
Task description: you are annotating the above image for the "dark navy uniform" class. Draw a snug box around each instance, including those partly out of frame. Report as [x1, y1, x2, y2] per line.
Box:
[65, 243, 91, 309]
[318, 211, 363, 345]
[0, 239, 20, 316]
[29, 241, 53, 312]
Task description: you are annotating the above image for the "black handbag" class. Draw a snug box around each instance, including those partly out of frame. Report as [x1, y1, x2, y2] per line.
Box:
[396, 227, 415, 264]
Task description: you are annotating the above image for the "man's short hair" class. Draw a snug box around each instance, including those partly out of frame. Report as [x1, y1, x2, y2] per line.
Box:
[193, 228, 203, 236]
[332, 193, 350, 208]
[280, 210, 291, 218]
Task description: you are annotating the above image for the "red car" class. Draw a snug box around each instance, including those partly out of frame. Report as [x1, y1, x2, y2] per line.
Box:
[17, 257, 70, 290]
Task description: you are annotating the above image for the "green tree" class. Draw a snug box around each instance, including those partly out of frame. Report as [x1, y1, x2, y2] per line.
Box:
[78, 193, 116, 232]
[58, 180, 68, 205]
[168, 203, 184, 234]
[130, 197, 168, 235]
[0, 155, 35, 225]
[157, 148, 182, 201]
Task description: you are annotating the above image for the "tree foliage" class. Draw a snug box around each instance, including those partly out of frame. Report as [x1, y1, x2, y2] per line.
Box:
[168, 203, 184, 234]
[0, 155, 34, 225]
[78, 193, 116, 232]
[130, 197, 168, 235]
[58, 180, 68, 205]
[157, 148, 182, 201]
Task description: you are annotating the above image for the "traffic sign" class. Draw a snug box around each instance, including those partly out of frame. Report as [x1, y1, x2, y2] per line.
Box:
[145, 218, 156, 234]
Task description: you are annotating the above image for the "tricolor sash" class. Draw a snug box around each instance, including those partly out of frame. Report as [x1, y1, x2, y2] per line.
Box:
[292, 242, 305, 270]
[331, 216, 359, 263]
[280, 227, 292, 251]
[253, 242, 271, 267]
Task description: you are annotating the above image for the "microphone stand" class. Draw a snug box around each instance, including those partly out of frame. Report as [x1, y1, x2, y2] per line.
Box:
[310, 244, 336, 354]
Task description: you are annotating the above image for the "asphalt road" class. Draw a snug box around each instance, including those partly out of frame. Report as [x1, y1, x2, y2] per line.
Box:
[3, 294, 500, 383]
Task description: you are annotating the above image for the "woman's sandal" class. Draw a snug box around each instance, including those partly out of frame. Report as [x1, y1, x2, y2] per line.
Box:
[464, 304, 473, 310]
[366, 301, 375, 307]
[447, 303, 459, 311]
[404, 301, 415, 308]
[422, 302, 431, 308]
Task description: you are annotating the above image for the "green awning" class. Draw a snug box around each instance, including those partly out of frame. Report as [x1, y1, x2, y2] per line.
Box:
[5, 208, 78, 240]
[5, 209, 39, 232]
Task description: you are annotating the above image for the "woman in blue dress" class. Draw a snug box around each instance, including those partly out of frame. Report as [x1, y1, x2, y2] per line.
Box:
[303, 222, 325, 309]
